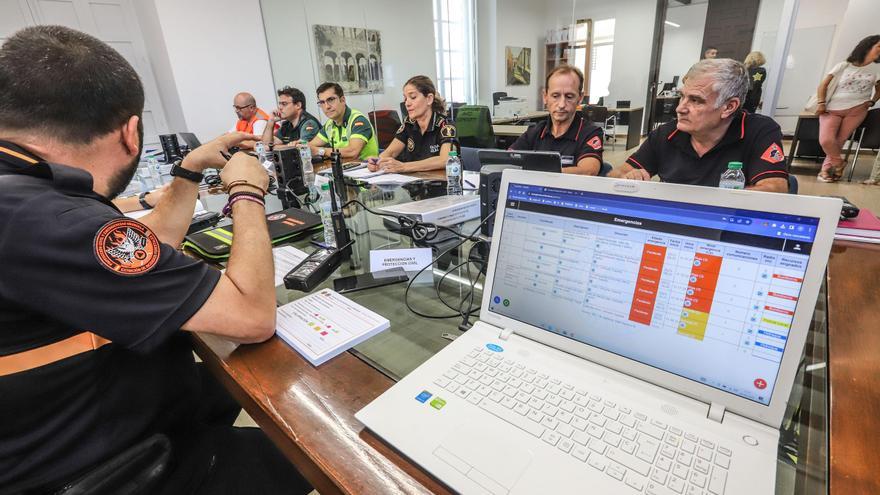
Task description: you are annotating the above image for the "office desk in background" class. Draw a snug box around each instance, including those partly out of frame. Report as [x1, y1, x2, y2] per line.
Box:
[492, 124, 528, 137]
[191, 178, 870, 495]
[608, 106, 644, 150]
[491, 111, 549, 125]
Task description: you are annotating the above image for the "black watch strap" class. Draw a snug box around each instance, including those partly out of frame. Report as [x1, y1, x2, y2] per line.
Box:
[170, 160, 204, 183]
[138, 191, 152, 210]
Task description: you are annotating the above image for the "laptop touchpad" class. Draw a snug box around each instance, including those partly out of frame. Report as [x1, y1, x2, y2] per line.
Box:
[433, 421, 533, 494]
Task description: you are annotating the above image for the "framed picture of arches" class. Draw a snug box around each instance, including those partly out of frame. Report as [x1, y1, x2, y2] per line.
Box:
[313, 24, 384, 95]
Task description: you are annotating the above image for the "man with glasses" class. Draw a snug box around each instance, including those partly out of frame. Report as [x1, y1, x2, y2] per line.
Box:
[509, 64, 603, 175]
[305, 82, 378, 161]
[262, 86, 321, 145]
[230, 92, 271, 149]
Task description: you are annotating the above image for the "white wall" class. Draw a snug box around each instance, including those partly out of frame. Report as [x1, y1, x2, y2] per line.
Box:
[261, 0, 436, 122]
[658, 3, 708, 86]
[492, 0, 547, 110]
[560, 0, 656, 126]
[145, 0, 277, 140]
[830, 0, 878, 68]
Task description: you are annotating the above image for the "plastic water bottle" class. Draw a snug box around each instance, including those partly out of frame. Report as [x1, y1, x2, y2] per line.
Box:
[136, 163, 152, 192]
[299, 139, 317, 197]
[446, 150, 462, 195]
[719, 161, 746, 189]
[147, 157, 163, 186]
[319, 183, 336, 248]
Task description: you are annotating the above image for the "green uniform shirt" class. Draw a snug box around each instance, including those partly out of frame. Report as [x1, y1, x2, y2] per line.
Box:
[315, 106, 378, 160]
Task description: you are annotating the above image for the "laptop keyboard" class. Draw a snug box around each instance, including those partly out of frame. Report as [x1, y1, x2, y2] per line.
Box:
[433, 346, 732, 495]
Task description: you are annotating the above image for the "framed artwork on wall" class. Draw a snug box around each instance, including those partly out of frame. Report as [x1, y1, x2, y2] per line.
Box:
[314, 24, 384, 94]
[506, 46, 531, 86]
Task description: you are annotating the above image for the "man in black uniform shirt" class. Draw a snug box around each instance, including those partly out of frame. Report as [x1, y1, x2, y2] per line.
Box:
[0, 26, 310, 494]
[367, 75, 456, 173]
[509, 64, 603, 175]
[261, 85, 321, 145]
[611, 58, 788, 193]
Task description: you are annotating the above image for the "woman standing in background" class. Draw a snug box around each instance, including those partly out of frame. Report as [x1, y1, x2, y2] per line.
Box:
[743, 51, 766, 113]
[815, 35, 880, 183]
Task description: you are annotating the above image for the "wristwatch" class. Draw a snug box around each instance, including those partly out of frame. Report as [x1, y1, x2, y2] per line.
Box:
[317, 148, 326, 158]
[169, 159, 204, 183]
[138, 191, 152, 209]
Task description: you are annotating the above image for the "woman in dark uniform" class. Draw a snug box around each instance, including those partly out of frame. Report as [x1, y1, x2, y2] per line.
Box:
[367, 75, 455, 173]
[743, 51, 767, 114]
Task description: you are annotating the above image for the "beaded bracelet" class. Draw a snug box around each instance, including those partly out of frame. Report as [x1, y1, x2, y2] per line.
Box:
[224, 180, 267, 196]
[222, 194, 265, 217]
[227, 190, 265, 202]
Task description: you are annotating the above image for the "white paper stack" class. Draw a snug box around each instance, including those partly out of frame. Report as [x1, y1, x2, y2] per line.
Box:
[275, 288, 390, 366]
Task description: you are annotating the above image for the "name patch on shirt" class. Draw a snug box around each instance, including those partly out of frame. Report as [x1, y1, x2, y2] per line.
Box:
[760, 143, 784, 164]
[93, 218, 161, 276]
[587, 135, 602, 150]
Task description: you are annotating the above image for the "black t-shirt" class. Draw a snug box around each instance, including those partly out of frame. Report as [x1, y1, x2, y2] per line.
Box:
[509, 112, 604, 168]
[0, 141, 220, 492]
[625, 111, 788, 187]
[276, 110, 321, 144]
[393, 111, 457, 162]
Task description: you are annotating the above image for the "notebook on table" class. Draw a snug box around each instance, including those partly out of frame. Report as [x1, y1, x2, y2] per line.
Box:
[356, 170, 840, 495]
[183, 207, 321, 260]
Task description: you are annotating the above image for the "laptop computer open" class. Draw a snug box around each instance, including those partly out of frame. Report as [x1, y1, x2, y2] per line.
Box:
[478, 149, 563, 172]
[356, 170, 840, 494]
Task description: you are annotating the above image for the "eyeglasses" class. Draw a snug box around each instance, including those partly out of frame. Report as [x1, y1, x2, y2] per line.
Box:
[316, 96, 339, 107]
[232, 103, 255, 111]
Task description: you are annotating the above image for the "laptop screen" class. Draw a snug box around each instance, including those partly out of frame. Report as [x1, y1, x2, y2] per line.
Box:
[487, 183, 819, 405]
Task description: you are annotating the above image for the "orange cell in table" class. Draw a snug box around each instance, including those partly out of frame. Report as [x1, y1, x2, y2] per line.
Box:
[629, 244, 667, 326]
[692, 253, 722, 272]
[683, 294, 713, 313]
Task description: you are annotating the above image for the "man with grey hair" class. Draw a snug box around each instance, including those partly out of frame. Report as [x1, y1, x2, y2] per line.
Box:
[611, 58, 788, 192]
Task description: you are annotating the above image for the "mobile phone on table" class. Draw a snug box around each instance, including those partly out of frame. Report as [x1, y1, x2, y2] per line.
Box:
[825, 195, 859, 219]
[333, 267, 409, 294]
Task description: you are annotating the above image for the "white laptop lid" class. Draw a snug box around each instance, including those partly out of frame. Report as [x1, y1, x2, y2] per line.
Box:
[479, 170, 841, 428]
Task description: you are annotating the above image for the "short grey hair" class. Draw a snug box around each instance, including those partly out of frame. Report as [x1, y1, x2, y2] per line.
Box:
[683, 59, 749, 109]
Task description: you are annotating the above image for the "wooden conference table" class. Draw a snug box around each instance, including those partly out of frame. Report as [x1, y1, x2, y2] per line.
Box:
[192, 176, 877, 494]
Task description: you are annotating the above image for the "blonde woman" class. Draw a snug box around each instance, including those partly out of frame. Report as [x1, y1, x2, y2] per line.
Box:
[743, 51, 766, 113]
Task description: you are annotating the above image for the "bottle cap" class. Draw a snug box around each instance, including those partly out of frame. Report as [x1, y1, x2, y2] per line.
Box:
[448, 150, 458, 157]
[320, 182, 330, 190]
[727, 161, 743, 170]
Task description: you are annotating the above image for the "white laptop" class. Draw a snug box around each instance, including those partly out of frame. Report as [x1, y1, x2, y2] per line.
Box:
[356, 170, 840, 495]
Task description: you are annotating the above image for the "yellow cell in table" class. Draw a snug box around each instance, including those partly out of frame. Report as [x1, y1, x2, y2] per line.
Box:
[678, 309, 710, 341]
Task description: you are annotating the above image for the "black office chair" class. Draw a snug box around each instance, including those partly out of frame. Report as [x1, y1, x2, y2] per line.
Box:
[846, 108, 880, 181]
[584, 106, 616, 150]
[57, 434, 172, 495]
[455, 105, 495, 149]
[615, 100, 631, 109]
[599, 161, 613, 177]
[399, 101, 408, 121]
[460, 146, 482, 172]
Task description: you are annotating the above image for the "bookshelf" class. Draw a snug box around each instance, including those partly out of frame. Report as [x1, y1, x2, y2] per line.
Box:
[544, 19, 592, 94]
